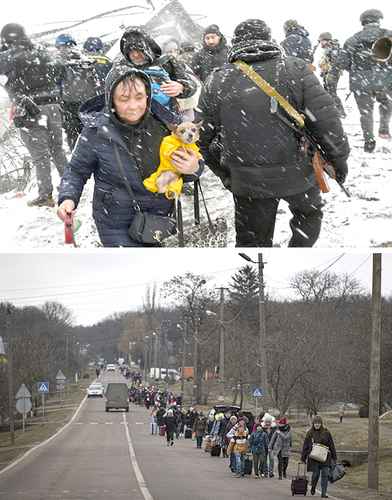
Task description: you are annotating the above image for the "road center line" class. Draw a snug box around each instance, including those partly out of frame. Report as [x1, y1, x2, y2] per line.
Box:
[123, 413, 154, 500]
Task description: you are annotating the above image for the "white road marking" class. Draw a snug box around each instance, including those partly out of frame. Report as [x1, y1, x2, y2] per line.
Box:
[123, 414, 154, 500]
[90, 422, 99, 425]
[0, 396, 87, 477]
[135, 422, 144, 425]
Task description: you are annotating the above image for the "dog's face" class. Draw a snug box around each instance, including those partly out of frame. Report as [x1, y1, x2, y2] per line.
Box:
[173, 121, 202, 144]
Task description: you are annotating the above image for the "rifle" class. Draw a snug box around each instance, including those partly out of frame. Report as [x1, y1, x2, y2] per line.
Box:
[235, 61, 351, 198]
[270, 96, 350, 198]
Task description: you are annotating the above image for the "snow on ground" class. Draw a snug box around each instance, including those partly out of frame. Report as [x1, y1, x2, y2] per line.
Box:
[0, 83, 391, 249]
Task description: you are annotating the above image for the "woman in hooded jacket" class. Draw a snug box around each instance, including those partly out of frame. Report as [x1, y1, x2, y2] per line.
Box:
[301, 415, 337, 498]
[57, 65, 202, 247]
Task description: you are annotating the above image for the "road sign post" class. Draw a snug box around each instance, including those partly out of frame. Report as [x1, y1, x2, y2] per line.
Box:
[253, 388, 263, 415]
[37, 381, 49, 417]
[16, 384, 32, 433]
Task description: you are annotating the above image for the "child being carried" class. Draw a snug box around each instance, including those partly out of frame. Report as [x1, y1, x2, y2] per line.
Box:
[143, 121, 202, 199]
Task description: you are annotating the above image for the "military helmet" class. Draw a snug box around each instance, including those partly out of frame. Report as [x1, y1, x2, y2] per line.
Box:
[283, 19, 300, 34]
[1, 23, 28, 45]
[360, 9, 383, 25]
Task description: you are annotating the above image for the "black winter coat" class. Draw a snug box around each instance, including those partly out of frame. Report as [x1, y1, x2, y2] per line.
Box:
[58, 65, 202, 247]
[198, 45, 349, 199]
[0, 40, 63, 104]
[339, 24, 392, 92]
[281, 27, 313, 64]
[301, 426, 337, 471]
[191, 38, 229, 83]
[164, 415, 178, 434]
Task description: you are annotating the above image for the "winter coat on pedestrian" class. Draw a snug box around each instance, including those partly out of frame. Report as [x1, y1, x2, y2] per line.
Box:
[116, 26, 197, 99]
[164, 415, 178, 434]
[0, 36, 63, 105]
[301, 422, 337, 472]
[192, 415, 207, 437]
[191, 26, 229, 83]
[249, 429, 269, 456]
[338, 24, 392, 92]
[269, 425, 292, 458]
[281, 25, 313, 64]
[227, 428, 249, 455]
[198, 22, 349, 200]
[58, 64, 203, 247]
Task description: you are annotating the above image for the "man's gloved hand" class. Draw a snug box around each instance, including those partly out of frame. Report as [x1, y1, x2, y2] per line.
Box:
[332, 159, 348, 185]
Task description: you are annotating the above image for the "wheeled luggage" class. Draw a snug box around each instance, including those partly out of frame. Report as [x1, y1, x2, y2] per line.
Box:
[159, 425, 166, 436]
[185, 428, 192, 439]
[204, 436, 212, 452]
[291, 463, 308, 496]
[211, 444, 221, 457]
[244, 455, 253, 475]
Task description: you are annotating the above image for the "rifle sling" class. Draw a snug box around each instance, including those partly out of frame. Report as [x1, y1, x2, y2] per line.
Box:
[234, 60, 305, 129]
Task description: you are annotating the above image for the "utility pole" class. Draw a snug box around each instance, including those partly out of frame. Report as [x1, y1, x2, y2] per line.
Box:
[368, 253, 382, 491]
[192, 323, 199, 404]
[216, 287, 228, 401]
[143, 336, 149, 383]
[7, 342, 15, 445]
[181, 319, 187, 395]
[153, 333, 158, 379]
[258, 253, 268, 407]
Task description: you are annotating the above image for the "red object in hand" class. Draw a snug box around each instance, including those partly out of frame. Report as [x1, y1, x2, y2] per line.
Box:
[64, 213, 74, 245]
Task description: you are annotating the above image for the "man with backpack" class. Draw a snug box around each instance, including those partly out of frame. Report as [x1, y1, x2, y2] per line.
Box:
[338, 9, 392, 152]
[56, 33, 111, 150]
[0, 23, 68, 207]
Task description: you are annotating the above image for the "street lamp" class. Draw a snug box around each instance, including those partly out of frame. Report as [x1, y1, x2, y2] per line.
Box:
[190, 279, 207, 404]
[239, 252, 269, 407]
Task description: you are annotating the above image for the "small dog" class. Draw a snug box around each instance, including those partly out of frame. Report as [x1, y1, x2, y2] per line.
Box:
[143, 121, 203, 199]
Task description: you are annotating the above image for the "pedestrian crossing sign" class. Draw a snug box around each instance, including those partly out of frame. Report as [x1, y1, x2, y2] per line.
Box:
[253, 388, 263, 397]
[38, 381, 49, 393]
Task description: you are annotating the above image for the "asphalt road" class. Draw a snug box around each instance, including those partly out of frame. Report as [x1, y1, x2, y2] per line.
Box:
[0, 370, 339, 500]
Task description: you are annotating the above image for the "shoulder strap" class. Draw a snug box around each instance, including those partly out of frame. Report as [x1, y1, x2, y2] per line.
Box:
[113, 144, 141, 213]
[233, 60, 305, 129]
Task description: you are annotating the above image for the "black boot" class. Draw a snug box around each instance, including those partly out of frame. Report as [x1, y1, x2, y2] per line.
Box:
[311, 482, 316, 495]
[27, 194, 55, 208]
[364, 138, 376, 153]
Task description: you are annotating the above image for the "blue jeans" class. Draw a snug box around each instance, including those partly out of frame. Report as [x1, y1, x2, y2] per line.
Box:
[234, 452, 245, 475]
[229, 452, 236, 472]
[312, 463, 329, 496]
[264, 450, 274, 476]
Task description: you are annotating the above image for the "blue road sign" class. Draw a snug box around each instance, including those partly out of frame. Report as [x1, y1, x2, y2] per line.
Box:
[38, 381, 49, 393]
[253, 388, 263, 398]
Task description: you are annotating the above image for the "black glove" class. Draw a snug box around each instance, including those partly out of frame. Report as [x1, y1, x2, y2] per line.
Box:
[332, 159, 348, 185]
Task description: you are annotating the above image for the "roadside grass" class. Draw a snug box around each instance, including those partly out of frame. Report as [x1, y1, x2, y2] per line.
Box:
[0, 381, 89, 471]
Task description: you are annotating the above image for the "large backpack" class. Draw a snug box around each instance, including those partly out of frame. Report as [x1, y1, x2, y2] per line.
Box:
[61, 55, 103, 103]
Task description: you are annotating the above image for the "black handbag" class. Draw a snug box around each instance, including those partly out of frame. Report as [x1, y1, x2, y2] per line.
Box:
[328, 462, 345, 483]
[114, 145, 177, 245]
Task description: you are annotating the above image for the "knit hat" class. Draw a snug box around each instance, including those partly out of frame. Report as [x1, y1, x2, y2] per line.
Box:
[232, 19, 271, 43]
[360, 9, 383, 25]
[84, 36, 104, 53]
[319, 32, 333, 42]
[278, 417, 288, 426]
[204, 24, 222, 37]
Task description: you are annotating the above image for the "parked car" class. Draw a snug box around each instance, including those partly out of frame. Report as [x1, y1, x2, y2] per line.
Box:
[105, 383, 129, 412]
[87, 383, 104, 398]
[106, 364, 116, 371]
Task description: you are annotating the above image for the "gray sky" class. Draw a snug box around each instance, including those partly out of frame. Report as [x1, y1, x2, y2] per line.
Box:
[1, 251, 391, 325]
[2, 0, 392, 44]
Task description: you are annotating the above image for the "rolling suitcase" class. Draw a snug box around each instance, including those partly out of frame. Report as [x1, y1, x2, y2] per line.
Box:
[185, 428, 192, 439]
[211, 444, 221, 457]
[244, 455, 253, 475]
[291, 463, 308, 496]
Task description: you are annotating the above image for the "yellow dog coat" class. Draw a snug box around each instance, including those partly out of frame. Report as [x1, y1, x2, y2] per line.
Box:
[143, 134, 202, 199]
